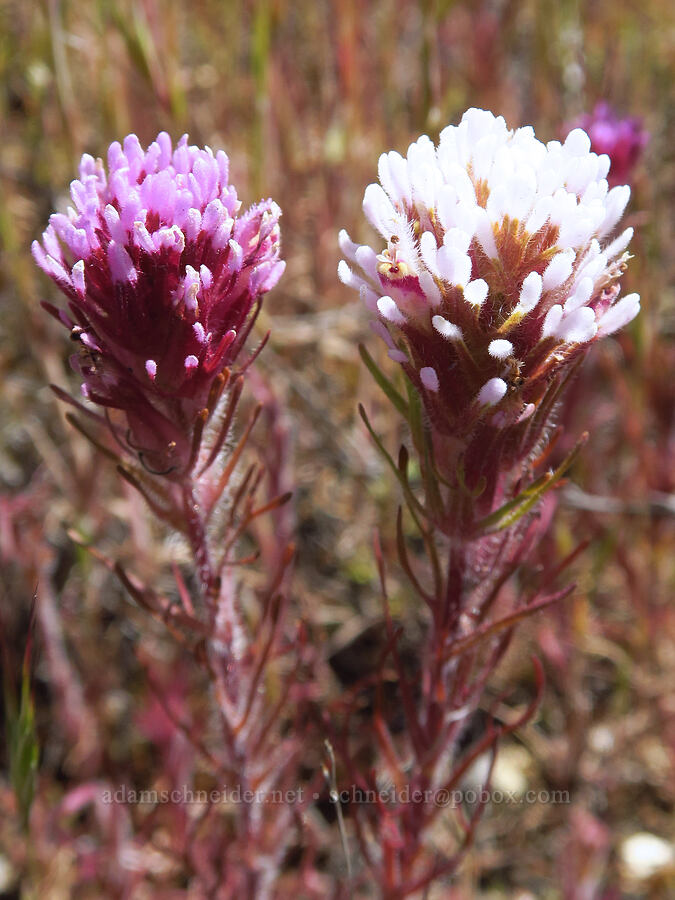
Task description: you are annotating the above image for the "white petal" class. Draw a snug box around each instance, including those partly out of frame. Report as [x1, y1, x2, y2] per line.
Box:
[338, 260, 365, 292]
[474, 208, 498, 259]
[542, 304, 563, 338]
[377, 295, 406, 324]
[556, 307, 597, 343]
[542, 250, 575, 291]
[379, 151, 411, 206]
[363, 182, 399, 238]
[518, 271, 543, 312]
[597, 293, 640, 336]
[355, 245, 379, 281]
[604, 226, 633, 261]
[557, 216, 595, 249]
[464, 278, 489, 307]
[563, 128, 592, 156]
[420, 231, 440, 277]
[338, 229, 359, 262]
[599, 185, 630, 238]
[488, 339, 513, 359]
[432, 315, 463, 341]
[525, 196, 552, 235]
[477, 377, 507, 406]
[437, 245, 472, 287]
[442, 227, 472, 253]
[564, 276, 594, 312]
[436, 184, 460, 229]
[418, 270, 442, 307]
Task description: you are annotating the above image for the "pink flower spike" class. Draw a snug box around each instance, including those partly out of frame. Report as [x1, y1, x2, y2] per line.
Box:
[568, 102, 648, 187]
[33, 131, 284, 476]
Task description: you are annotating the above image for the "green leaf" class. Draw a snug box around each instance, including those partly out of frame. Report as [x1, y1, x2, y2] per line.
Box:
[475, 433, 588, 535]
[5, 651, 39, 831]
[401, 374, 447, 518]
[455, 457, 486, 499]
[358, 344, 409, 418]
[359, 405, 427, 519]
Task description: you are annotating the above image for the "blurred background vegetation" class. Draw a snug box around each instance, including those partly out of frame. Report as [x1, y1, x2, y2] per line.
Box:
[0, 0, 673, 896]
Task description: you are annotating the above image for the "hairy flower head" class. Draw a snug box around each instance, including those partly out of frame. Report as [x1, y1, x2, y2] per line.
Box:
[33, 133, 284, 473]
[339, 108, 639, 441]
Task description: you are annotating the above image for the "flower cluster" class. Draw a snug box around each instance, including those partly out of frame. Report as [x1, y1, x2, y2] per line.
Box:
[570, 102, 648, 187]
[33, 133, 284, 475]
[339, 109, 639, 491]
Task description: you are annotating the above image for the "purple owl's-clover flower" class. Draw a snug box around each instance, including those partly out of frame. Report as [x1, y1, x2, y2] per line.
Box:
[570, 102, 648, 187]
[340, 108, 639, 506]
[33, 133, 284, 475]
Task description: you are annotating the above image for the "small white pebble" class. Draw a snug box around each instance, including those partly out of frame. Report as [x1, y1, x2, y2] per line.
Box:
[620, 833, 674, 880]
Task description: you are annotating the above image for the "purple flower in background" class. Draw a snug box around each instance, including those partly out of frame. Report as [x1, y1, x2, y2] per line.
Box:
[570, 102, 648, 187]
[33, 133, 284, 474]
